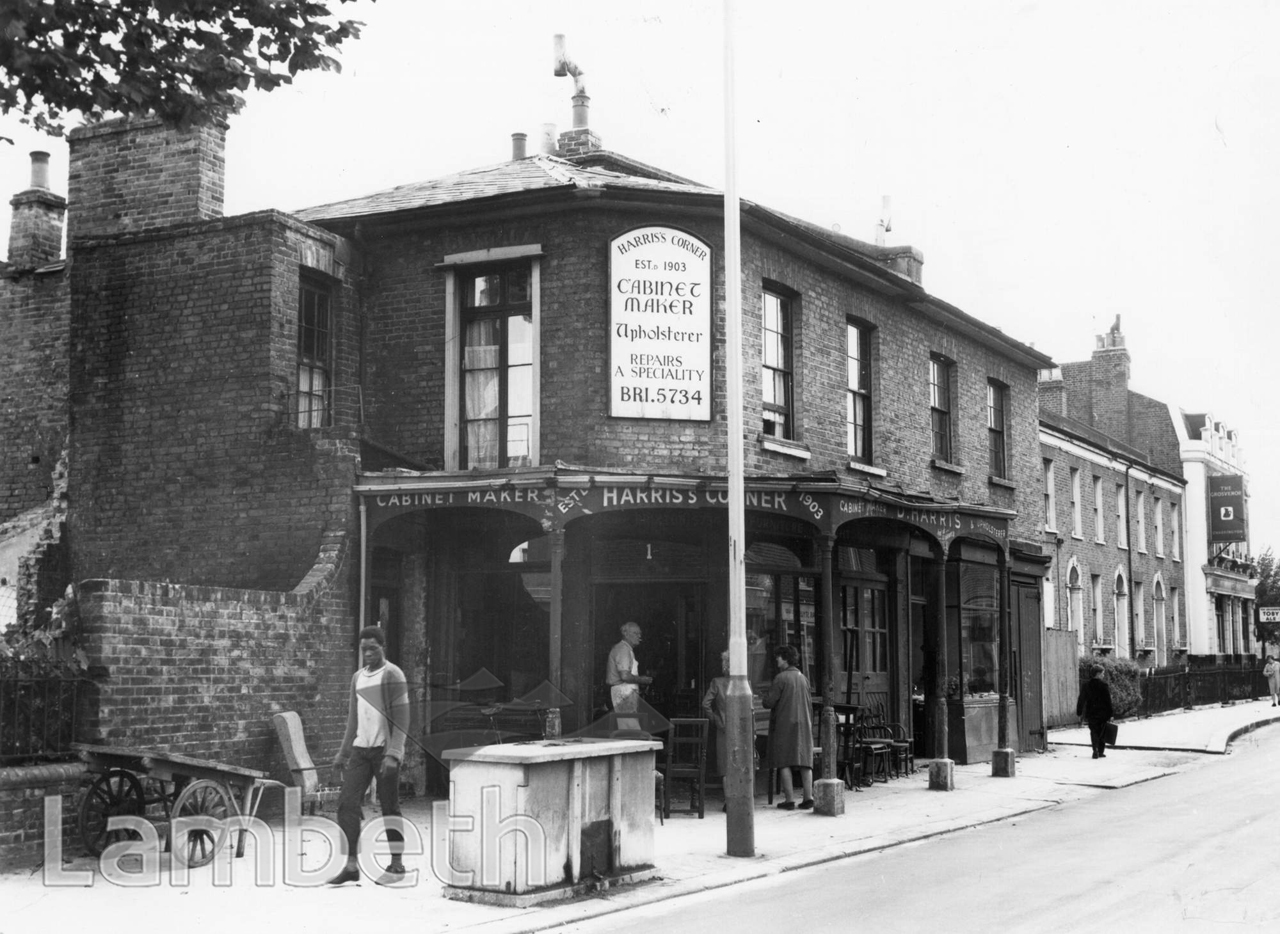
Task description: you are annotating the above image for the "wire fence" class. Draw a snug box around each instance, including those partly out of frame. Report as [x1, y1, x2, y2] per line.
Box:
[0, 583, 16, 636]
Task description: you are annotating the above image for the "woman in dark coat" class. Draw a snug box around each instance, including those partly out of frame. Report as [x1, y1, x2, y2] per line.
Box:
[764, 644, 814, 809]
[1076, 664, 1114, 759]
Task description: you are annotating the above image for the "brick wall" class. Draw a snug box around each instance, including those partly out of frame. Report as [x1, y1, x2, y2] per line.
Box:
[67, 117, 225, 240]
[0, 762, 86, 871]
[67, 212, 360, 590]
[355, 207, 1044, 540]
[0, 266, 69, 526]
[1041, 427, 1187, 662]
[75, 537, 357, 777]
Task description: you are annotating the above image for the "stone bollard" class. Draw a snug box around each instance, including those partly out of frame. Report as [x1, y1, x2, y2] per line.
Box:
[812, 777, 845, 816]
[928, 757, 955, 791]
[991, 748, 1016, 777]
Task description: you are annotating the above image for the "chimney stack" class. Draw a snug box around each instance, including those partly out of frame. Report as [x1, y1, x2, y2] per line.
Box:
[67, 116, 226, 240]
[511, 132, 528, 160]
[552, 34, 602, 157]
[7, 150, 67, 269]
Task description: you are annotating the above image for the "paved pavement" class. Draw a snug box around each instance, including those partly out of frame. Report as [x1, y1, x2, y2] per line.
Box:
[4, 699, 1279, 934]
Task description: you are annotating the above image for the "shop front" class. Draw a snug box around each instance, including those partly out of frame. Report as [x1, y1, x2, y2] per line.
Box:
[355, 468, 1034, 792]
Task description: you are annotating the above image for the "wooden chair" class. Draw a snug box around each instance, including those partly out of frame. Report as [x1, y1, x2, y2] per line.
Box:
[272, 711, 342, 815]
[659, 718, 708, 819]
[854, 722, 891, 784]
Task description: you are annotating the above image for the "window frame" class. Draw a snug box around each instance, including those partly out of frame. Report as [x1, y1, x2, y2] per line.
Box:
[296, 274, 333, 429]
[930, 354, 954, 463]
[441, 245, 543, 471]
[1154, 496, 1164, 557]
[459, 263, 535, 469]
[1070, 467, 1082, 537]
[1136, 490, 1147, 553]
[1116, 484, 1128, 549]
[846, 319, 873, 463]
[1043, 458, 1056, 531]
[986, 379, 1007, 479]
[762, 288, 795, 440]
[1093, 476, 1105, 543]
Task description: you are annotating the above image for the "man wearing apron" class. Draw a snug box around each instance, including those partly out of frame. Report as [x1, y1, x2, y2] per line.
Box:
[606, 621, 652, 732]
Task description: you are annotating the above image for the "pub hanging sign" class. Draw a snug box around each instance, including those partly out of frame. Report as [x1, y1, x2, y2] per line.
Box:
[1208, 474, 1247, 543]
[609, 225, 712, 420]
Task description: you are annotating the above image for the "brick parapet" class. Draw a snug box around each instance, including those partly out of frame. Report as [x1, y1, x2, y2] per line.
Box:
[0, 762, 86, 871]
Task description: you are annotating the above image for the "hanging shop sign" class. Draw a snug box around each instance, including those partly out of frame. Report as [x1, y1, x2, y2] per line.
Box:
[609, 225, 712, 420]
[1208, 474, 1247, 543]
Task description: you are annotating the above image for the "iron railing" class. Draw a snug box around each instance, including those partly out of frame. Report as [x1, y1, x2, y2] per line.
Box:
[0, 670, 83, 765]
[1136, 663, 1267, 718]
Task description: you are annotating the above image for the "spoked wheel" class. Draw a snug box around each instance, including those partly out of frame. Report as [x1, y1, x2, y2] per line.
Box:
[78, 769, 146, 857]
[170, 779, 233, 868]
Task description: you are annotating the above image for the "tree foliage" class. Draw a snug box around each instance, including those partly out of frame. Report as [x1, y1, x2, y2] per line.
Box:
[1, 0, 370, 136]
[1253, 547, 1280, 649]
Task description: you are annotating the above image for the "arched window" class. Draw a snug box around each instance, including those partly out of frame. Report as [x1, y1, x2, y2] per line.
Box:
[1067, 564, 1083, 636]
[1113, 571, 1129, 655]
[1153, 579, 1167, 665]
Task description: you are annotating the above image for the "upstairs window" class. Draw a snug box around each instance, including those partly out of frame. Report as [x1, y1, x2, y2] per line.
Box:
[762, 290, 794, 439]
[1043, 459, 1056, 530]
[1154, 497, 1164, 556]
[846, 320, 872, 462]
[1093, 476, 1105, 543]
[297, 277, 332, 429]
[461, 265, 533, 468]
[1136, 490, 1147, 552]
[930, 355, 953, 462]
[1070, 467, 1082, 537]
[1116, 484, 1129, 548]
[987, 380, 1007, 479]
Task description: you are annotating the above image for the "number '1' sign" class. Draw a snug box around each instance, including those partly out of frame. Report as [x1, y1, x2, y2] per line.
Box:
[608, 225, 713, 420]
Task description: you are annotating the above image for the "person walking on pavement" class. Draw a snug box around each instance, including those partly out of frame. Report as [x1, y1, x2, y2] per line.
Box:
[606, 621, 652, 732]
[765, 644, 814, 809]
[328, 626, 411, 886]
[1264, 654, 1280, 707]
[1076, 664, 1114, 759]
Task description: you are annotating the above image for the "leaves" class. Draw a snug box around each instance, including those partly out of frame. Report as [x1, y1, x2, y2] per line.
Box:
[0, 0, 370, 135]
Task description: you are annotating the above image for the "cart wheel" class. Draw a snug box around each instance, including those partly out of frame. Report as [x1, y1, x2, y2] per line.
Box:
[78, 769, 146, 857]
[170, 779, 232, 869]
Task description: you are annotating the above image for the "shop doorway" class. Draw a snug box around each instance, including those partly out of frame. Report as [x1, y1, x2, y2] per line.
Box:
[840, 580, 891, 712]
[593, 583, 705, 721]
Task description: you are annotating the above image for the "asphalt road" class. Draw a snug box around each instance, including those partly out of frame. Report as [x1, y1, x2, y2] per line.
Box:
[548, 724, 1280, 934]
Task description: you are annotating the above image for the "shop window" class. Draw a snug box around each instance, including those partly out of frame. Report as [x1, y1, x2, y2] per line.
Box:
[929, 354, 954, 463]
[847, 320, 873, 462]
[461, 265, 534, 468]
[745, 540, 814, 694]
[958, 562, 998, 695]
[297, 276, 332, 428]
[986, 380, 1007, 479]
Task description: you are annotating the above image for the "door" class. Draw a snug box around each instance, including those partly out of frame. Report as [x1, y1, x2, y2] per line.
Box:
[594, 583, 705, 720]
[1013, 580, 1045, 751]
[841, 581, 890, 713]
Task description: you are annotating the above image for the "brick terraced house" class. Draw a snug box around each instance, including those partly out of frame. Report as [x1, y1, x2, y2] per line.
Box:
[0, 90, 1056, 801]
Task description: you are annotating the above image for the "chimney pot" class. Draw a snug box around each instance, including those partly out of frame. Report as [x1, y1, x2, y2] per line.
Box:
[572, 92, 590, 129]
[29, 151, 50, 190]
[511, 132, 527, 160]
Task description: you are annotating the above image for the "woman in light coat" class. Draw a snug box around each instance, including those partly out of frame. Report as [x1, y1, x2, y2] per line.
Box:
[1263, 655, 1280, 707]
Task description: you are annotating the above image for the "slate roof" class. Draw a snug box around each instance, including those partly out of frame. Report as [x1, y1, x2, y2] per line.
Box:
[293, 153, 714, 223]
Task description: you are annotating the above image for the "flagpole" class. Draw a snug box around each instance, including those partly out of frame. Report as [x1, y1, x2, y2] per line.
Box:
[722, 0, 755, 858]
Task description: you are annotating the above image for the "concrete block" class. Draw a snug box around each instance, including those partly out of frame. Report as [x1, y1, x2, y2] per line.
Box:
[928, 758, 954, 791]
[812, 777, 845, 816]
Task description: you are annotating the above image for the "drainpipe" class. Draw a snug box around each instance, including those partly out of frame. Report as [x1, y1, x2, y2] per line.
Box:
[359, 498, 368, 631]
[1125, 464, 1136, 658]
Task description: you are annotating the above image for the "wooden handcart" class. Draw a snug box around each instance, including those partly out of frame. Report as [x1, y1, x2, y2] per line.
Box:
[73, 742, 281, 868]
